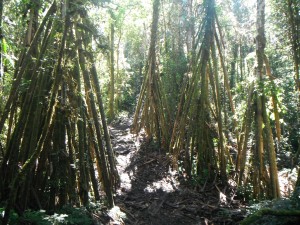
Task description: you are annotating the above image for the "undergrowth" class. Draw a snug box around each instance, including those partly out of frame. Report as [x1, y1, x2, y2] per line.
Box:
[241, 188, 300, 225]
[0, 205, 94, 225]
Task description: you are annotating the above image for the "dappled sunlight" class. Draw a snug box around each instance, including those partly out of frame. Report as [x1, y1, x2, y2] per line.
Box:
[144, 174, 180, 193]
[278, 168, 298, 198]
[0, 0, 299, 224]
[110, 114, 142, 194]
[109, 116, 247, 225]
[107, 206, 126, 223]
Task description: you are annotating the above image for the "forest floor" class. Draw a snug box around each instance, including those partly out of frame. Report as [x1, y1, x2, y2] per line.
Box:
[103, 114, 247, 225]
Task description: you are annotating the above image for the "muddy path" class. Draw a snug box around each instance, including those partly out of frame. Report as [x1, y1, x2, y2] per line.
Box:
[108, 115, 246, 225]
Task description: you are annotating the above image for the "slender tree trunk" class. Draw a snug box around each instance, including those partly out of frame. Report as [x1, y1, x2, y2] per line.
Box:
[108, 14, 115, 121]
[286, 0, 300, 163]
[0, 0, 3, 83]
[90, 63, 120, 188]
[264, 55, 281, 142]
[73, 53, 89, 206]
[215, 32, 239, 151]
[0, 0, 56, 211]
[211, 42, 226, 181]
[287, 0, 300, 93]
[255, 0, 280, 199]
[65, 120, 78, 205]
[0, 0, 57, 136]
[132, 0, 170, 148]
[255, 0, 267, 198]
[195, 0, 218, 178]
[238, 84, 254, 185]
[230, 43, 238, 91]
[1, 1, 68, 222]
[75, 23, 114, 207]
[87, 141, 101, 201]
[239, 38, 244, 82]
[262, 96, 281, 198]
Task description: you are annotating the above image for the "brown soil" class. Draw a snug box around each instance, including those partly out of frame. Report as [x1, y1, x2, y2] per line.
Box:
[106, 115, 247, 225]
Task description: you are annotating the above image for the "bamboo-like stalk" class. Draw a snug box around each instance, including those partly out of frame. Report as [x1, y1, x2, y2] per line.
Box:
[87, 141, 101, 201]
[170, 0, 222, 177]
[131, 0, 170, 149]
[255, 92, 265, 179]
[73, 48, 89, 206]
[238, 84, 254, 185]
[0, 8, 56, 196]
[250, 0, 280, 199]
[0, 1, 57, 133]
[0, 0, 3, 85]
[75, 23, 114, 207]
[65, 119, 79, 205]
[262, 96, 281, 198]
[215, 32, 240, 153]
[211, 41, 226, 180]
[287, 0, 300, 94]
[90, 62, 120, 189]
[2, 1, 68, 222]
[264, 55, 281, 142]
[108, 14, 115, 121]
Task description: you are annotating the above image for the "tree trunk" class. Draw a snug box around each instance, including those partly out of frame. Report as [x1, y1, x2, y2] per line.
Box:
[108, 14, 115, 121]
[132, 0, 170, 148]
[0, 0, 3, 82]
[264, 55, 281, 142]
[0, 1, 57, 134]
[254, 0, 280, 199]
[1, 1, 68, 222]
[75, 22, 114, 207]
[211, 41, 226, 181]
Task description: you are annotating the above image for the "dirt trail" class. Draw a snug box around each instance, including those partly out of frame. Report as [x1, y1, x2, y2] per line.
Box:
[107, 115, 246, 225]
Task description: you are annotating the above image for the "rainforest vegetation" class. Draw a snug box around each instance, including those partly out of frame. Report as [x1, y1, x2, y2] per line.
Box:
[0, 0, 299, 224]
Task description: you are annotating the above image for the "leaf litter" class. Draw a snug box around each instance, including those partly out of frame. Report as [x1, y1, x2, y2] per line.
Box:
[95, 115, 247, 225]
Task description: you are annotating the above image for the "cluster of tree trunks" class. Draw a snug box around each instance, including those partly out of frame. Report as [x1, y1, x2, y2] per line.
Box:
[133, 0, 285, 200]
[0, 0, 299, 223]
[0, 1, 118, 224]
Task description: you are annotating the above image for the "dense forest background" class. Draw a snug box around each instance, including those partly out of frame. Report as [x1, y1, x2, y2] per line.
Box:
[0, 0, 299, 224]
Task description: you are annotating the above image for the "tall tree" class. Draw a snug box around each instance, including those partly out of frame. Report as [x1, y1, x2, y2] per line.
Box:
[132, 0, 170, 148]
[0, 1, 118, 223]
[108, 10, 115, 121]
[238, 0, 280, 199]
[168, 0, 230, 181]
[287, 0, 300, 163]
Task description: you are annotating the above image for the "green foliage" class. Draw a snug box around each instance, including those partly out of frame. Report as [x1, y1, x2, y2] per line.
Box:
[0, 207, 93, 225]
[21, 210, 52, 225]
[19, 78, 32, 93]
[57, 206, 93, 225]
[190, 171, 209, 186]
[241, 208, 300, 225]
[0, 208, 19, 225]
[291, 186, 300, 209]
[241, 197, 300, 225]
[117, 69, 140, 112]
[160, 49, 187, 117]
[237, 183, 254, 202]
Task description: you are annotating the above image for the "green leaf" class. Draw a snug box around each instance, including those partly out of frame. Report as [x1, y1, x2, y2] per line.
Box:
[2, 38, 8, 54]
[3, 53, 16, 67]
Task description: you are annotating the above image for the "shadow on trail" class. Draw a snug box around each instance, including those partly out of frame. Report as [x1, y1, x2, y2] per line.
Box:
[109, 116, 245, 225]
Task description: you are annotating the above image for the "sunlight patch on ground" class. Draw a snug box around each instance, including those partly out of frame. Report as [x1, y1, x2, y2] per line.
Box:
[116, 154, 136, 193]
[144, 172, 179, 193]
[119, 171, 132, 191]
[278, 168, 298, 197]
[107, 206, 126, 224]
[109, 114, 143, 194]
